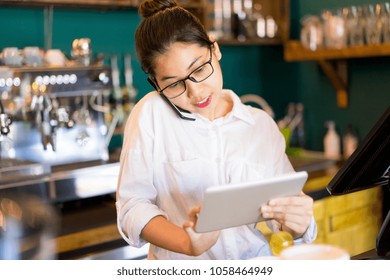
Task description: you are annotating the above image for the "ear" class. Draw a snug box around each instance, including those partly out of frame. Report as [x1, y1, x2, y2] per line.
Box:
[209, 34, 222, 61]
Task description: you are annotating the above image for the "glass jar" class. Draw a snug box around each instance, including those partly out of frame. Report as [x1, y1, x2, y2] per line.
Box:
[300, 15, 324, 51]
[322, 9, 347, 49]
[381, 2, 390, 43]
[344, 6, 365, 46]
[363, 4, 383, 45]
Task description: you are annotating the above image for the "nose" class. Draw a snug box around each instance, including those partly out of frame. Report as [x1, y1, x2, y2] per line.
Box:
[185, 79, 203, 99]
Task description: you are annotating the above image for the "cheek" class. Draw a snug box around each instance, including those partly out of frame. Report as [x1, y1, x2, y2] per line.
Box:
[211, 65, 223, 89]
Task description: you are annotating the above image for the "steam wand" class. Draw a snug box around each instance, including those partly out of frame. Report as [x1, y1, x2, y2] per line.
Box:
[0, 99, 12, 136]
[30, 83, 57, 151]
[0, 98, 13, 160]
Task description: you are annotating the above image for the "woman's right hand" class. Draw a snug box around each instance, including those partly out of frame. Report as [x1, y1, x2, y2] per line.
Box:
[182, 206, 220, 256]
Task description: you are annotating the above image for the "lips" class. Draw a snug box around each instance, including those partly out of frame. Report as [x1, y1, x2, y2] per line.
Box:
[194, 95, 212, 108]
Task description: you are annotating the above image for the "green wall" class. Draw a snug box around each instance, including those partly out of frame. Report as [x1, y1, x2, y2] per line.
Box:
[292, 0, 390, 149]
[1, 1, 389, 151]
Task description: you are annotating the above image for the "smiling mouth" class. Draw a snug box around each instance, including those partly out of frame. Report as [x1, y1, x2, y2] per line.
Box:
[194, 95, 212, 108]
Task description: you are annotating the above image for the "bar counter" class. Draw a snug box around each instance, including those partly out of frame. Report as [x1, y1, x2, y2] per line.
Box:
[34, 151, 385, 259]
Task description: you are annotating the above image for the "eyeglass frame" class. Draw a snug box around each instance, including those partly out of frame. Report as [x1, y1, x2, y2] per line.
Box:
[147, 44, 214, 121]
[148, 46, 214, 99]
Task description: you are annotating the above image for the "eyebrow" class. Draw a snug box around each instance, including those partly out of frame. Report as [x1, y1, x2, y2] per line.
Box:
[159, 54, 203, 82]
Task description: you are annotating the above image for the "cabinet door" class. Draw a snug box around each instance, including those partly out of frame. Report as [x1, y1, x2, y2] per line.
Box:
[200, 0, 290, 45]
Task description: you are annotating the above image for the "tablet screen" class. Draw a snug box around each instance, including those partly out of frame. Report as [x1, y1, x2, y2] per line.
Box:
[195, 171, 308, 233]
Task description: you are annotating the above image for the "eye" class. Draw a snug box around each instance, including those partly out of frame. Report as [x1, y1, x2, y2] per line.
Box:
[166, 81, 181, 89]
[193, 65, 206, 75]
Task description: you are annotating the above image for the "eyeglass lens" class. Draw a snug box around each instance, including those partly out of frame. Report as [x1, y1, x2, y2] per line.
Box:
[160, 48, 214, 99]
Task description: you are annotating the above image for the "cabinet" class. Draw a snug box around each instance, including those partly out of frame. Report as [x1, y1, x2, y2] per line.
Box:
[203, 0, 290, 45]
[312, 186, 382, 256]
[256, 172, 383, 257]
[150, 0, 290, 46]
[1, 1, 289, 45]
[0, 1, 137, 9]
[283, 40, 390, 108]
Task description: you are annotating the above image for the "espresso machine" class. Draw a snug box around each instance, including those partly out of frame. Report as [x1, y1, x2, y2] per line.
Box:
[0, 63, 119, 202]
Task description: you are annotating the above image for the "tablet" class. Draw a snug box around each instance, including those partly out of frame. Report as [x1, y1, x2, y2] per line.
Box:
[195, 171, 308, 233]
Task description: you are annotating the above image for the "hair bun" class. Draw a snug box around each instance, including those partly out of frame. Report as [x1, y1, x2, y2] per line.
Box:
[139, 0, 178, 18]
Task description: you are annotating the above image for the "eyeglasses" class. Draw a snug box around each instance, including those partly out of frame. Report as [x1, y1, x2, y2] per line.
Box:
[151, 47, 214, 99]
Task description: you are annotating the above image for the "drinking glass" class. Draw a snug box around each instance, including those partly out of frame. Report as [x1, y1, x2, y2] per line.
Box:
[382, 2, 390, 43]
[300, 15, 324, 50]
[344, 6, 365, 46]
[322, 9, 347, 49]
[363, 4, 382, 45]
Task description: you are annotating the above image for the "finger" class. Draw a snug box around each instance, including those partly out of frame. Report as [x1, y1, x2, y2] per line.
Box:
[269, 194, 313, 207]
[282, 219, 310, 236]
[188, 206, 201, 223]
[261, 210, 312, 226]
[183, 221, 194, 230]
[272, 212, 306, 224]
[273, 212, 311, 233]
[262, 205, 313, 217]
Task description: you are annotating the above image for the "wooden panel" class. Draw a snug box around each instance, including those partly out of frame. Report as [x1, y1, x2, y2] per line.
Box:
[329, 205, 382, 232]
[0, 0, 138, 9]
[326, 222, 380, 256]
[310, 186, 383, 256]
[56, 224, 121, 253]
[324, 187, 382, 216]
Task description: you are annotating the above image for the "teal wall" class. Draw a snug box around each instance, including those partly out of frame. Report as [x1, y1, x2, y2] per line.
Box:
[292, 0, 390, 150]
[1, 1, 389, 151]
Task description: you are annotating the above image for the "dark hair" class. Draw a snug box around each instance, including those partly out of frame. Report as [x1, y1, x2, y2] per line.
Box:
[135, 0, 213, 76]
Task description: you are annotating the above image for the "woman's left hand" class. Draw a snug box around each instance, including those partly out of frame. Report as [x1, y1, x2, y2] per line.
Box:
[260, 191, 313, 239]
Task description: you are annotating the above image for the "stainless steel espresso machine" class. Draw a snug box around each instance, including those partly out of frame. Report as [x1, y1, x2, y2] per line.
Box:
[0, 64, 119, 202]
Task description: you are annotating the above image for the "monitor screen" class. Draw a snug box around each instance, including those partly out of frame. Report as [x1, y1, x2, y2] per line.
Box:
[326, 106, 390, 258]
[327, 107, 389, 195]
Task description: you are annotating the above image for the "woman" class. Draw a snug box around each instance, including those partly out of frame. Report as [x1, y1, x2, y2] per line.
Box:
[116, 0, 317, 260]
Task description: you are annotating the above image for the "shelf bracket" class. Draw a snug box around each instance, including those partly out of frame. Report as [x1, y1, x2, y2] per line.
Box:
[317, 59, 349, 108]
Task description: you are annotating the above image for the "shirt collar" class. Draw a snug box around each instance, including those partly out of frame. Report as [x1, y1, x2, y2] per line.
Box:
[223, 89, 255, 125]
[189, 89, 256, 127]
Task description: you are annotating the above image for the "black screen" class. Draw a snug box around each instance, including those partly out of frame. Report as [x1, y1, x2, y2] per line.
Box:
[327, 107, 389, 194]
[326, 106, 390, 258]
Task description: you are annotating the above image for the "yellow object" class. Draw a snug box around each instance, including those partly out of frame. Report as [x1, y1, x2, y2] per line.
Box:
[269, 231, 294, 256]
[311, 186, 382, 256]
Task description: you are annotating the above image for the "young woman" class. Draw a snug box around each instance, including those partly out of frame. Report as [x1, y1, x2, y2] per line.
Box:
[116, 0, 317, 260]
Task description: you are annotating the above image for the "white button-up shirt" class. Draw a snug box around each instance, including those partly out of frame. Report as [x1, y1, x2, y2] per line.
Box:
[116, 89, 317, 259]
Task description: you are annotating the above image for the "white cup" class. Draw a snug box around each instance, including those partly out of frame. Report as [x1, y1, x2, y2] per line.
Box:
[44, 49, 66, 66]
[279, 244, 350, 260]
[23, 46, 43, 66]
[2, 47, 23, 66]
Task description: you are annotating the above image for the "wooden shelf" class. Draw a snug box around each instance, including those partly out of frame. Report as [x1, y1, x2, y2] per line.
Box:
[283, 41, 390, 108]
[0, 0, 137, 10]
[218, 37, 284, 46]
[284, 40, 390, 62]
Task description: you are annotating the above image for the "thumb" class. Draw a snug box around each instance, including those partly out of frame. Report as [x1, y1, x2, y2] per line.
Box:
[183, 221, 194, 230]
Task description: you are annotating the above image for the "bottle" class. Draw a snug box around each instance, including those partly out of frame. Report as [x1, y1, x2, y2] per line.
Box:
[343, 125, 359, 159]
[269, 231, 294, 256]
[324, 121, 340, 160]
[289, 103, 305, 148]
[277, 103, 295, 150]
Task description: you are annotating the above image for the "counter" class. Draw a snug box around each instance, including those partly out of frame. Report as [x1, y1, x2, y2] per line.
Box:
[51, 151, 337, 259]
[1, 151, 383, 259]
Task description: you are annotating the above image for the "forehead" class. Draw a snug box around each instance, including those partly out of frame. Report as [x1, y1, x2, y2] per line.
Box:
[154, 42, 207, 79]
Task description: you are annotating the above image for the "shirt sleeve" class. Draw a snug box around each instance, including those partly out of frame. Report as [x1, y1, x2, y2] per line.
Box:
[116, 100, 167, 248]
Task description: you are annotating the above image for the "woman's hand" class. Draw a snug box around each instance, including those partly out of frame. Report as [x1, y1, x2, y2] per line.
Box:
[182, 206, 220, 256]
[260, 191, 313, 239]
